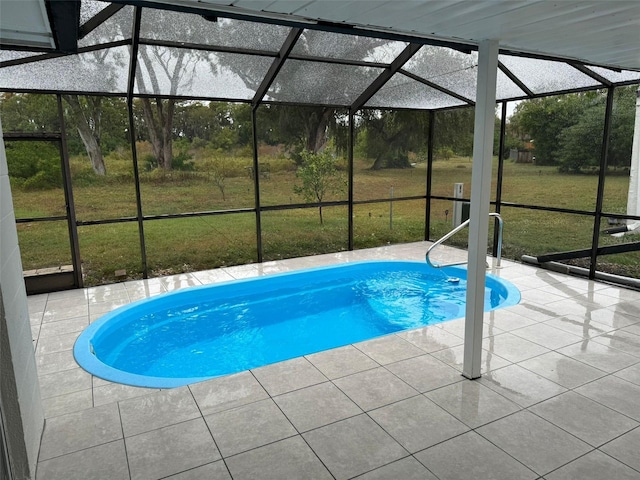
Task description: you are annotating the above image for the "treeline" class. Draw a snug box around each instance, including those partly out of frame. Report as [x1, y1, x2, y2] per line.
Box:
[3, 87, 634, 187]
[0, 93, 478, 180]
[509, 86, 637, 173]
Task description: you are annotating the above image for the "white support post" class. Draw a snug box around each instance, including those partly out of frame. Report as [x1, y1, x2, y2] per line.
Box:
[626, 88, 640, 219]
[462, 39, 499, 380]
[452, 183, 464, 227]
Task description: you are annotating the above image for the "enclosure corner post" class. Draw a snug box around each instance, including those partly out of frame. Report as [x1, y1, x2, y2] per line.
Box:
[127, 6, 148, 279]
[589, 87, 614, 279]
[463, 39, 499, 380]
[492, 101, 507, 256]
[348, 110, 355, 250]
[251, 105, 263, 262]
[57, 94, 83, 288]
[425, 110, 435, 240]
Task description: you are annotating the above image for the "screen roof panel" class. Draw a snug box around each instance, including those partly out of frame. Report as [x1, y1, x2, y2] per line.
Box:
[140, 9, 290, 53]
[80, 1, 111, 25]
[1, 2, 638, 106]
[0, 46, 129, 93]
[134, 45, 272, 99]
[365, 72, 467, 110]
[403, 47, 478, 102]
[499, 55, 601, 94]
[0, 51, 44, 63]
[290, 30, 407, 64]
[79, 5, 133, 48]
[265, 59, 383, 105]
[585, 66, 640, 84]
[496, 69, 527, 101]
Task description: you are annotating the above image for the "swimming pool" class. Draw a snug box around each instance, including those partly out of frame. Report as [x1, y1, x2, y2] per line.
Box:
[74, 261, 520, 388]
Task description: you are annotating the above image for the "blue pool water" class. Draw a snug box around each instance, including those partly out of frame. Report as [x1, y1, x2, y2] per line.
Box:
[74, 261, 520, 388]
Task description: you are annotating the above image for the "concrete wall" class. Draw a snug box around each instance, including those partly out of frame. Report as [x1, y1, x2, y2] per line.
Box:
[0, 118, 44, 478]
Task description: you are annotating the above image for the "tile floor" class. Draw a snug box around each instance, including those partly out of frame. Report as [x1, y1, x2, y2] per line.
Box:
[30, 242, 640, 479]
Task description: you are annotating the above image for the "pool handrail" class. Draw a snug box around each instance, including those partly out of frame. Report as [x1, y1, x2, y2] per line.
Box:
[426, 212, 503, 269]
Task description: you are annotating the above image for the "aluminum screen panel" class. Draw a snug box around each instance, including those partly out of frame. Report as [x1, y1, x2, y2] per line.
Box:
[79, 5, 133, 48]
[500, 55, 600, 94]
[0, 47, 129, 93]
[265, 59, 383, 105]
[365, 72, 466, 110]
[140, 9, 290, 53]
[0, 51, 43, 63]
[134, 45, 272, 99]
[291, 30, 407, 63]
[586, 66, 640, 84]
[403, 47, 477, 100]
[496, 69, 527, 101]
[80, 0, 111, 25]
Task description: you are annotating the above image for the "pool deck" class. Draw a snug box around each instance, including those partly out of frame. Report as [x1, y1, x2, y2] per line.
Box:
[31, 242, 640, 480]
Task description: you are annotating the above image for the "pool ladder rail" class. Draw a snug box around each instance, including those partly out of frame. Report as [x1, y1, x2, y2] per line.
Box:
[426, 212, 503, 269]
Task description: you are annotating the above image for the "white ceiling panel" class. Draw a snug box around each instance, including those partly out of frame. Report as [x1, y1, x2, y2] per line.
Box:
[263, 1, 316, 15]
[171, 0, 640, 71]
[0, 0, 54, 49]
[286, 1, 388, 24]
[349, 2, 439, 28]
[230, 1, 279, 11]
[2, 0, 638, 107]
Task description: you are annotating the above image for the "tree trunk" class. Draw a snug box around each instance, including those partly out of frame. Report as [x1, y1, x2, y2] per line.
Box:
[76, 123, 106, 175]
[62, 94, 107, 175]
[370, 155, 385, 170]
[141, 98, 162, 165]
[161, 99, 176, 170]
[306, 108, 332, 153]
[141, 97, 175, 170]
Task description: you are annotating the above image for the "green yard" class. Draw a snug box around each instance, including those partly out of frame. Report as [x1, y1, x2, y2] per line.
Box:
[9, 152, 638, 285]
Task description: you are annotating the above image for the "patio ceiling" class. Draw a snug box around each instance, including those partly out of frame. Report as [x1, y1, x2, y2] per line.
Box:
[144, 0, 640, 71]
[1, 1, 639, 110]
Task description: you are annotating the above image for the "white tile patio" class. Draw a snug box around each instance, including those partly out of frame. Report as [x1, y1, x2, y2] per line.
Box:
[30, 242, 640, 479]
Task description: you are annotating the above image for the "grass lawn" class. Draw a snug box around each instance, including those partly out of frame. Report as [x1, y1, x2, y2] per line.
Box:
[8, 153, 638, 285]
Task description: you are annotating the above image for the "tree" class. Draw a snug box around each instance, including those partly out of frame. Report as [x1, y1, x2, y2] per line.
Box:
[511, 88, 636, 173]
[134, 8, 218, 169]
[608, 86, 637, 168]
[261, 105, 337, 159]
[62, 11, 129, 175]
[293, 150, 346, 224]
[510, 93, 595, 165]
[210, 24, 387, 156]
[556, 87, 636, 172]
[433, 107, 476, 157]
[62, 95, 128, 175]
[556, 102, 605, 173]
[0, 93, 126, 176]
[0, 93, 59, 132]
[355, 45, 478, 167]
[358, 110, 430, 169]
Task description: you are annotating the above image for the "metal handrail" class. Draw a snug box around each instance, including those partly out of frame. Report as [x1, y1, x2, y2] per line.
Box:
[426, 212, 503, 269]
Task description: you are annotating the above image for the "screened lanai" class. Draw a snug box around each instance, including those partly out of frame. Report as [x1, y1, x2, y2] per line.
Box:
[4, 3, 640, 479]
[2, 2, 640, 295]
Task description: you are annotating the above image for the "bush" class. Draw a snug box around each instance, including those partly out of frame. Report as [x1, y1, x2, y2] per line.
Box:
[5, 141, 62, 189]
[435, 146, 454, 161]
[22, 170, 60, 190]
[172, 150, 195, 171]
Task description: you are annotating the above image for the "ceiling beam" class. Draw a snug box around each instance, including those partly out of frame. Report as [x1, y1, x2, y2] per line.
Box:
[400, 69, 475, 106]
[498, 61, 534, 97]
[0, 40, 130, 68]
[350, 43, 422, 113]
[251, 27, 303, 108]
[568, 61, 612, 88]
[45, 0, 80, 53]
[79, 3, 126, 39]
